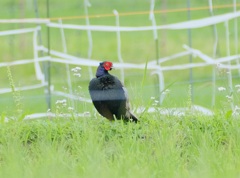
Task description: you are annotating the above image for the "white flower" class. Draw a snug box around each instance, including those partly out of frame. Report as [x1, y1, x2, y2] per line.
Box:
[226, 95, 233, 102]
[235, 105, 240, 111]
[55, 99, 67, 105]
[75, 67, 81, 70]
[226, 95, 232, 99]
[68, 107, 74, 111]
[71, 68, 77, 73]
[150, 96, 155, 100]
[73, 73, 81, 77]
[235, 84, 240, 88]
[233, 105, 240, 116]
[152, 100, 159, 106]
[71, 67, 81, 73]
[218, 87, 226, 91]
[162, 89, 170, 95]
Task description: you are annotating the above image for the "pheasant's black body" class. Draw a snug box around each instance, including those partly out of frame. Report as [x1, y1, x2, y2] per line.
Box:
[88, 61, 138, 122]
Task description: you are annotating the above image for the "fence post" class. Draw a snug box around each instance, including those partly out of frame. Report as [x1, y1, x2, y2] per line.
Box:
[46, 0, 51, 110]
[187, 0, 193, 104]
[233, 0, 240, 75]
[225, 21, 234, 110]
[113, 10, 125, 83]
[208, 0, 219, 107]
[84, 0, 94, 80]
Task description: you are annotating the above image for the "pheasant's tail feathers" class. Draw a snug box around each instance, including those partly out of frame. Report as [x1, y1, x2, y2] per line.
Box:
[129, 113, 139, 123]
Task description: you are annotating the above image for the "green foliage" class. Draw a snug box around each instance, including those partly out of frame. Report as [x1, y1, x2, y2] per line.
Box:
[6, 66, 24, 120]
[0, 113, 239, 178]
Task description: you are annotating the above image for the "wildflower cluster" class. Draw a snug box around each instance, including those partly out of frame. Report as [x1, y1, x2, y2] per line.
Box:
[218, 84, 240, 116]
[151, 96, 159, 106]
[55, 99, 67, 113]
[71, 67, 82, 77]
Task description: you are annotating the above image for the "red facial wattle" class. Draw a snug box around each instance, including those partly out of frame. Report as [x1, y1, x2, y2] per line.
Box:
[103, 61, 113, 71]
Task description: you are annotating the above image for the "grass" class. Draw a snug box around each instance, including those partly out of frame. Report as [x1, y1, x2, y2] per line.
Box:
[0, 112, 240, 178]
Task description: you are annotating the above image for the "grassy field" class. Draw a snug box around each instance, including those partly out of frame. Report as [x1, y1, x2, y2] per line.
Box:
[1, 112, 240, 178]
[0, 0, 240, 177]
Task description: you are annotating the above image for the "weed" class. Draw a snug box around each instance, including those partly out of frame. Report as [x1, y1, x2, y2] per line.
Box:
[6, 66, 24, 120]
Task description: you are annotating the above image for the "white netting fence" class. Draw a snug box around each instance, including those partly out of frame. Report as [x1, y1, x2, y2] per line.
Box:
[0, 0, 240, 119]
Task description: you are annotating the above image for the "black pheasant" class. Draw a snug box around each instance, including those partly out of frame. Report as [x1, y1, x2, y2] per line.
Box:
[88, 61, 138, 123]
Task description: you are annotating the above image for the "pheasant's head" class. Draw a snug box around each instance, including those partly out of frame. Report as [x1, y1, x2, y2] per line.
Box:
[96, 61, 113, 77]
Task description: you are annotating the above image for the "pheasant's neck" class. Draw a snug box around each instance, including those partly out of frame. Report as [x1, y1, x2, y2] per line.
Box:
[96, 66, 109, 78]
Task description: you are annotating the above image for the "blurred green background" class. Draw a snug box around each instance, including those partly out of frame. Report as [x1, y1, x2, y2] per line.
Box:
[0, 0, 239, 116]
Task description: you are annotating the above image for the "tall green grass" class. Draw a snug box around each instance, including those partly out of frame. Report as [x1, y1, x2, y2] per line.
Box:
[0, 112, 240, 178]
